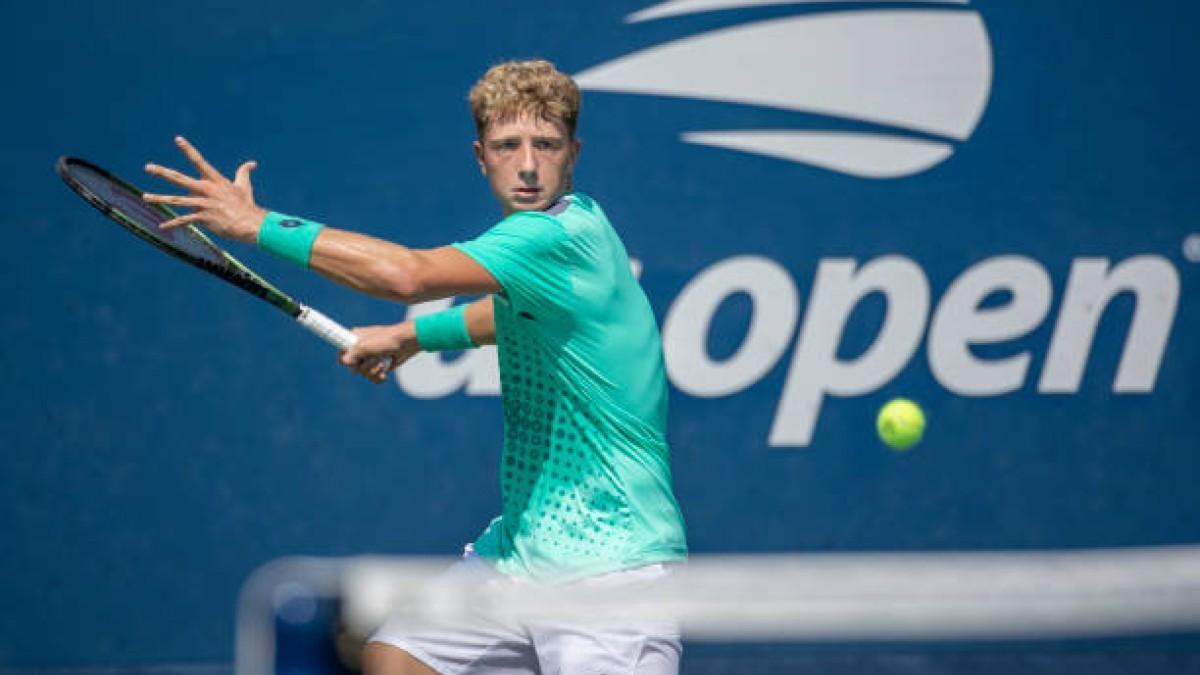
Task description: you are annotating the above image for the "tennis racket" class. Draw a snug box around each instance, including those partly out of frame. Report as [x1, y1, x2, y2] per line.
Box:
[56, 156, 358, 351]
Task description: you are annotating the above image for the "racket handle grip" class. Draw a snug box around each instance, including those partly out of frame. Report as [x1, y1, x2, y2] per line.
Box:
[296, 306, 357, 351]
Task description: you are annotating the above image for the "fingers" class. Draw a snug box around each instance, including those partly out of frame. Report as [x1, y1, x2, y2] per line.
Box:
[366, 358, 391, 384]
[174, 136, 223, 181]
[340, 326, 407, 383]
[159, 212, 205, 231]
[142, 193, 211, 209]
[340, 346, 373, 372]
[339, 352, 394, 384]
[233, 161, 258, 190]
[144, 162, 201, 191]
[340, 340, 396, 382]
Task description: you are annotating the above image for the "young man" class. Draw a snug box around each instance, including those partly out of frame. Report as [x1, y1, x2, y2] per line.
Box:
[144, 59, 688, 674]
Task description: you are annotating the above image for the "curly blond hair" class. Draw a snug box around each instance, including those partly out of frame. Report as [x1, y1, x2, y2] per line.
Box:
[469, 59, 581, 138]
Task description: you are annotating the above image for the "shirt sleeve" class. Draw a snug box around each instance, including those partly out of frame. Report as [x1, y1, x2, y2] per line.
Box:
[452, 212, 575, 320]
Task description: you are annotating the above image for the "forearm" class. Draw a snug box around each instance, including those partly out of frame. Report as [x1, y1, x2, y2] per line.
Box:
[342, 295, 493, 382]
[255, 211, 500, 304]
[306, 227, 431, 302]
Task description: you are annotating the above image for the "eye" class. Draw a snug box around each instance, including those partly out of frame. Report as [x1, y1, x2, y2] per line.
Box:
[534, 139, 563, 151]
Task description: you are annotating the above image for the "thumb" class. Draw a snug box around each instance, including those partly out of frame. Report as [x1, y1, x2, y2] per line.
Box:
[234, 160, 258, 189]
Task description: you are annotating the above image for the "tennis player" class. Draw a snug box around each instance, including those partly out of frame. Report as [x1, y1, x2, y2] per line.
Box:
[144, 59, 688, 674]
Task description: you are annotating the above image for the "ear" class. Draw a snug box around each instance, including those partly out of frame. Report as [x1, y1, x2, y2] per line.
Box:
[473, 140, 487, 176]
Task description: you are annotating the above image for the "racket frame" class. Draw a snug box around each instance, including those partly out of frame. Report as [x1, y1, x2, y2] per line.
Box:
[56, 156, 358, 351]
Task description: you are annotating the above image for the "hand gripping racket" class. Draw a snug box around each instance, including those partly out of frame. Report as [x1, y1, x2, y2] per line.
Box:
[56, 156, 358, 352]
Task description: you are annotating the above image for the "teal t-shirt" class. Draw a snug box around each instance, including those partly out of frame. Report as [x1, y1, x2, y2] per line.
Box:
[452, 193, 687, 582]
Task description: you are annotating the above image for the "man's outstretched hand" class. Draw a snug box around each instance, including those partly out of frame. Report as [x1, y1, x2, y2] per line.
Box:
[143, 136, 267, 243]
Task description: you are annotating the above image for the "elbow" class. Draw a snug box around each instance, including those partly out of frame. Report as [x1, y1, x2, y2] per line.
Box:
[378, 259, 428, 304]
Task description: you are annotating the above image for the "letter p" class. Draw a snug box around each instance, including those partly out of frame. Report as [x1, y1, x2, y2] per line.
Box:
[769, 256, 930, 447]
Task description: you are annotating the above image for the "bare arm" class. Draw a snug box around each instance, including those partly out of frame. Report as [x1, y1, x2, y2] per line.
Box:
[306, 231, 500, 304]
[143, 137, 502, 304]
[341, 296, 495, 382]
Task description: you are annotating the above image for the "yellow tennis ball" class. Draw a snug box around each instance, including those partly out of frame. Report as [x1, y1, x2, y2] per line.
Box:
[876, 398, 925, 450]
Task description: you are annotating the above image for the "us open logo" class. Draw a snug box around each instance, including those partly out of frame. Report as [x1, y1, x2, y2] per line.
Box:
[574, 0, 993, 179]
[393, 2, 1183, 450]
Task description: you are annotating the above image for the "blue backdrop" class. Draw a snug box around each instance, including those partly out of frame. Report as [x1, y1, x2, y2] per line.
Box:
[2, 1, 1198, 670]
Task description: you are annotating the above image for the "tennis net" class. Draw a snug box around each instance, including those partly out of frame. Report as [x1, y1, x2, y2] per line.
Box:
[237, 544, 1200, 674]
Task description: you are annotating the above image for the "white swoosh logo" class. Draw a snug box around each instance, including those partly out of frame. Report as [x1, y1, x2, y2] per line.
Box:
[575, 7, 993, 178]
[683, 131, 954, 178]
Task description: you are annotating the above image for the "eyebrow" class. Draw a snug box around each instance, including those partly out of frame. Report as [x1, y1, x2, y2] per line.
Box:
[488, 134, 565, 143]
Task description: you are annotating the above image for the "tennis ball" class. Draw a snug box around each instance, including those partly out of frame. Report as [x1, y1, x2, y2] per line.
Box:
[876, 398, 925, 451]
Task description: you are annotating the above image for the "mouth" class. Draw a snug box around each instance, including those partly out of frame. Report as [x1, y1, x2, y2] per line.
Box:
[513, 187, 542, 200]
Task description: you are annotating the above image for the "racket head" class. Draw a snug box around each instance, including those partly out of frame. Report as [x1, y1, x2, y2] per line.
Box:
[56, 156, 300, 315]
[57, 157, 231, 267]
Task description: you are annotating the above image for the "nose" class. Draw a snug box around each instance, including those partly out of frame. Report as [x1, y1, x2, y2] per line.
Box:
[518, 144, 537, 183]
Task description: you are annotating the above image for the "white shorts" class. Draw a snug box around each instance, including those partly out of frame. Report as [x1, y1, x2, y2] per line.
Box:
[369, 546, 682, 675]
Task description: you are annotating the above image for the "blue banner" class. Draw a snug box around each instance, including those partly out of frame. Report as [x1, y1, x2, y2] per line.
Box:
[2, 1, 1197, 669]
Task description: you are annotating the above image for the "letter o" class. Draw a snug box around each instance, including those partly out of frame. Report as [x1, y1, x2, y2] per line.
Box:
[662, 256, 800, 397]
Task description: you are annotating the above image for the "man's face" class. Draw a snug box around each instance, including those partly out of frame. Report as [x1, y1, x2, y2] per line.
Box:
[474, 115, 581, 216]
